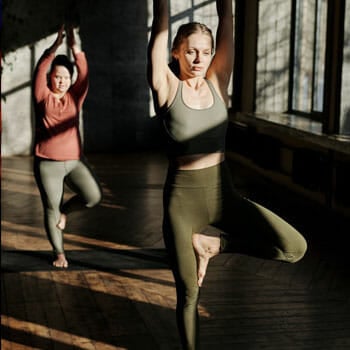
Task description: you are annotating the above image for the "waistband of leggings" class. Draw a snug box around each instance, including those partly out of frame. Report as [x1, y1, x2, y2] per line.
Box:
[166, 160, 228, 187]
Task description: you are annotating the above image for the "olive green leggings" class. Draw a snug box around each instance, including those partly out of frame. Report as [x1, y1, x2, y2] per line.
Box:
[163, 161, 307, 350]
[34, 157, 102, 254]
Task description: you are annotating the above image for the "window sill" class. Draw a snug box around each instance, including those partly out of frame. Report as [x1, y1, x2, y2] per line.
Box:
[230, 112, 350, 155]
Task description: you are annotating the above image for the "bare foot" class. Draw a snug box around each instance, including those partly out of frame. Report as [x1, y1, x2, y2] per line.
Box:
[56, 213, 67, 230]
[53, 253, 68, 268]
[192, 233, 220, 287]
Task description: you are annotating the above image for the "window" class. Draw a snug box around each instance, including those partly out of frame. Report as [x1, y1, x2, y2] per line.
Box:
[256, 0, 327, 119]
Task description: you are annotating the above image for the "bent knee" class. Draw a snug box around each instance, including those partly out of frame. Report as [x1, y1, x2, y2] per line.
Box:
[86, 190, 102, 208]
[279, 236, 307, 263]
[282, 250, 305, 263]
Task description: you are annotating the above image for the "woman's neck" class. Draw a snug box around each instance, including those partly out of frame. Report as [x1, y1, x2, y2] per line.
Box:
[52, 91, 66, 100]
[182, 77, 206, 90]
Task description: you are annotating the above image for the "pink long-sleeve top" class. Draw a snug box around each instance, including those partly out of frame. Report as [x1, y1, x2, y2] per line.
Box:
[33, 50, 89, 160]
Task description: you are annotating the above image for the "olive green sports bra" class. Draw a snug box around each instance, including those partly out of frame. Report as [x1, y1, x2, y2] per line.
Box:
[163, 79, 228, 157]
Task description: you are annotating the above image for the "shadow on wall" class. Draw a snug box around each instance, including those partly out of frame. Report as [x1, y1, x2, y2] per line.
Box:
[2, 0, 79, 54]
[1, 0, 159, 156]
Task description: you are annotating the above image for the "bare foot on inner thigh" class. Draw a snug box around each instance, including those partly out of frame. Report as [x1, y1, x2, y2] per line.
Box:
[56, 213, 67, 230]
[53, 253, 68, 268]
[192, 233, 220, 287]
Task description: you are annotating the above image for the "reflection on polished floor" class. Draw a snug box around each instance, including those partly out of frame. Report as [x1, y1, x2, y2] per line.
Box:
[2, 153, 350, 350]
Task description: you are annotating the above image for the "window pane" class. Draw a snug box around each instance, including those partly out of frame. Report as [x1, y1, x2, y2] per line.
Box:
[292, 0, 316, 112]
[292, 0, 326, 114]
[256, 0, 291, 112]
[313, 0, 327, 112]
[340, 0, 350, 135]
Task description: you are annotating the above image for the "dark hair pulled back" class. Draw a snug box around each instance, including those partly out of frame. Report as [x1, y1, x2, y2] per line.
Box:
[49, 55, 74, 78]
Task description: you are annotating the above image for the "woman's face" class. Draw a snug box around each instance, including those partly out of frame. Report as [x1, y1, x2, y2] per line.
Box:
[50, 65, 72, 94]
[173, 32, 213, 79]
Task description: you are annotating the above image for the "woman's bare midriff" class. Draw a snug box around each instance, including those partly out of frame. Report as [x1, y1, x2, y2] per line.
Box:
[172, 152, 225, 170]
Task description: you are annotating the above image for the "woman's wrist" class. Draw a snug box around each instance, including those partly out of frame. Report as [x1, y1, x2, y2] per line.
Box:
[71, 45, 81, 55]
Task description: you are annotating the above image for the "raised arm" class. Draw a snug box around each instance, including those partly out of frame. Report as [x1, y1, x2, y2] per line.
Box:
[67, 26, 88, 106]
[33, 26, 65, 102]
[66, 25, 81, 56]
[207, 0, 234, 92]
[147, 0, 174, 111]
[48, 24, 65, 54]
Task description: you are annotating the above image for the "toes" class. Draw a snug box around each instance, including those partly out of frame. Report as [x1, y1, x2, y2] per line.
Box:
[197, 256, 209, 287]
[53, 260, 68, 268]
[198, 276, 204, 287]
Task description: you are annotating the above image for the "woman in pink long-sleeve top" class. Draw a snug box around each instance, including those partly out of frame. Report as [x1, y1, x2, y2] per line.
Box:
[33, 26, 102, 268]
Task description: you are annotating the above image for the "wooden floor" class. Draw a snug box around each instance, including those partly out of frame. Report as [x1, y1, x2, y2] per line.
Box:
[2, 152, 350, 350]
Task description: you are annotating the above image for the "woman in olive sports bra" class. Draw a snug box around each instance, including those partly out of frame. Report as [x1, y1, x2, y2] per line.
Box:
[147, 1, 307, 349]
